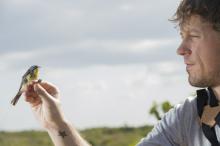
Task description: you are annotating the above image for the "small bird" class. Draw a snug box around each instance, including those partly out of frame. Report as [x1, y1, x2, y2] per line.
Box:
[11, 65, 41, 106]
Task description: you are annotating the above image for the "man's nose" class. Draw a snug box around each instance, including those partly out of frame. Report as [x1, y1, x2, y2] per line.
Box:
[176, 43, 192, 56]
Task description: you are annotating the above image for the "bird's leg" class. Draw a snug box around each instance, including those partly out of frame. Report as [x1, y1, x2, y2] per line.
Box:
[37, 79, 42, 83]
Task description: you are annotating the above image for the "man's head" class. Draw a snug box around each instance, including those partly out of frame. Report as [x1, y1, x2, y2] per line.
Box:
[173, 0, 220, 31]
[172, 0, 220, 88]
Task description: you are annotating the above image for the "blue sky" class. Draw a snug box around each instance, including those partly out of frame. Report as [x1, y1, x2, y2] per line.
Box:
[0, 0, 196, 131]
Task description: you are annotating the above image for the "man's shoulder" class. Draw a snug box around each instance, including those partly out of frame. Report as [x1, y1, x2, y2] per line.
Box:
[172, 96, 197, 119]
[160, 96, 198, 128]
[176, 96, 197, 111]
[137, 96, 199, 146]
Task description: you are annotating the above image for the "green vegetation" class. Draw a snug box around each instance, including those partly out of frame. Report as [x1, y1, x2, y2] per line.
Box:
[0, 126, 153, 146]
[81, 125, 153, 146]
[0, 100, 173, 146]
[0, 130, 53, 146]
[149, 101, 173, 120]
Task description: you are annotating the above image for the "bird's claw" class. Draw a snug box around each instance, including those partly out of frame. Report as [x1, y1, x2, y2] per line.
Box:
[37, 79, 42, 83]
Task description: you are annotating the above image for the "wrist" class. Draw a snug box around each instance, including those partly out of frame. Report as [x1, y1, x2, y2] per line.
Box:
[45, 118, 69, 131]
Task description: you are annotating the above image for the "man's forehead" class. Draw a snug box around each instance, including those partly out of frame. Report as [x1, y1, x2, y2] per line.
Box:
[180, 15, 210, 33]
[180, 25, 202, 33]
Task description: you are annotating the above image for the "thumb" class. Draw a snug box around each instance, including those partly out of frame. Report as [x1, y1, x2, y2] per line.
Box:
[34, 84, 53, 102]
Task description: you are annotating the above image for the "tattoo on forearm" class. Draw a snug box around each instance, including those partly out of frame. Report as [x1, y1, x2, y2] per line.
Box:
[58, 130, 68, 138]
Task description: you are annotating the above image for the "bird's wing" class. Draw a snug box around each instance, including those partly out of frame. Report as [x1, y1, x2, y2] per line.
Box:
[22, 68, 31, 79]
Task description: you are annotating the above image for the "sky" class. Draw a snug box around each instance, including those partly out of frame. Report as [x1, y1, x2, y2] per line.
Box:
[0, 0, 197, 131]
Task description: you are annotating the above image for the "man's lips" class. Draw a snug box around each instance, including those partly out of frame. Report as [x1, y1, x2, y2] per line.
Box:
[185, 63, 194, 70]
[184, 59, 194, 70]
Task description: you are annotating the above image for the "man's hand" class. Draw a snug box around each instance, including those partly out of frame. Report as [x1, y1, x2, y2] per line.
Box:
[25, 81, 65, 130]
[24, 81, 91, 146]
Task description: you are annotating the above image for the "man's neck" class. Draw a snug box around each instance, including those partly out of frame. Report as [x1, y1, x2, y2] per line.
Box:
[211, 86, 220, 101]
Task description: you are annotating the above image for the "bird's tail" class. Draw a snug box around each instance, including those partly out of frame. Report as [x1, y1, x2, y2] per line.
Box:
[11, 91, 22, 106]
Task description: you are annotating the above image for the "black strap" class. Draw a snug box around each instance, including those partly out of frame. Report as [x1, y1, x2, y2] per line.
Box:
[197, 88, 220, 146]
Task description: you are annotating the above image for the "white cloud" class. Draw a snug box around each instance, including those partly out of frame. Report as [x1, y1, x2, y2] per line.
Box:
[0, 51, 34, 61]
[119, 4, 134, 11]
[0, 61, 195, 130]
[67, 38, 178, 53]
[129, 39, 177, 53]
[0, 37, 179, 71]
[0, 0, 192, 130]
[154, 61, 183, 75]
[43, 64, 194, 128]
[1, 0, 180, 53]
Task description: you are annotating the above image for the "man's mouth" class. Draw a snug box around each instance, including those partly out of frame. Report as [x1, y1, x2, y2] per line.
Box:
[186, 63, 194, 71]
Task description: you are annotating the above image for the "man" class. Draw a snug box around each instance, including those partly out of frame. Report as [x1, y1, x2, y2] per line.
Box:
[25, 0, 220, 145]
[137, 0, 220, 145]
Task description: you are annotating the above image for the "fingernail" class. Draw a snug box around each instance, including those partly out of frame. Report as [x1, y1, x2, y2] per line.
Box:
[33, 84, 39, 92]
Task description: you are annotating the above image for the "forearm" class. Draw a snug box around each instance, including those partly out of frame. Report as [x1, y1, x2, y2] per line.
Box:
[26, 82, 91, 146]
[46, 120, 91, 146]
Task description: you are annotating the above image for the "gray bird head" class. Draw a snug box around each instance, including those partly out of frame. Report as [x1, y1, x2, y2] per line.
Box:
[29, 65, 40, 71]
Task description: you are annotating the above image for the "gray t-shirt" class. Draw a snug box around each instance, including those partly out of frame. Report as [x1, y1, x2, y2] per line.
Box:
[137, 97, 220, 146]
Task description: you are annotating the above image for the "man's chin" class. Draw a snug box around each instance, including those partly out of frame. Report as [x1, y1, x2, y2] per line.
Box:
[188, 78, 208, 88]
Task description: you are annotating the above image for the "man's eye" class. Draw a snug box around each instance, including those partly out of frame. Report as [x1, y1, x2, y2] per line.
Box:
[190, 35, 199, 38]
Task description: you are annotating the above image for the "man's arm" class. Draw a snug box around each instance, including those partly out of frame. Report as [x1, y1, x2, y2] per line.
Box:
[46, 120, 90, 146]
[25, 81, 91, 146]
[136, 98, 196, 146]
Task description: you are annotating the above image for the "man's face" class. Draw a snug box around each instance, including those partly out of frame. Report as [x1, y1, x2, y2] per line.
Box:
[177, 15, 220, 88]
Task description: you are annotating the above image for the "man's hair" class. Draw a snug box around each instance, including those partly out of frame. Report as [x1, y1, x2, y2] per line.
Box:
[171, 0, 220, 31]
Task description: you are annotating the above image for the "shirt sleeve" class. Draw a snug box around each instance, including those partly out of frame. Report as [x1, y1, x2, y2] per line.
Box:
[136, 98, 196, 146]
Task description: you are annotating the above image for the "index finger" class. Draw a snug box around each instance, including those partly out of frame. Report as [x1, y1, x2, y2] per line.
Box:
[32, 80, 60, 98]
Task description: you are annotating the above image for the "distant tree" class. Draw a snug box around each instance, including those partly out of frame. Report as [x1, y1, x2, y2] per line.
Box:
[149, 101, 173, 120]
[161, 101, 173, 113]
[149, 102, 161, 120]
